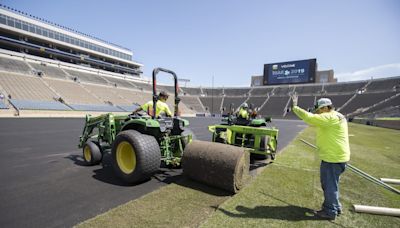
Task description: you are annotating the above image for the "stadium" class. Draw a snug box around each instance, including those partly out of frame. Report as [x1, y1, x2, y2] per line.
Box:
[0, 3, 399, 228]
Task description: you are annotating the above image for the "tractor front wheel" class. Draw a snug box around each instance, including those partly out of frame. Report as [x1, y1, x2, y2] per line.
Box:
[82, 141, 102, 165]
[111, 130, 161, 184]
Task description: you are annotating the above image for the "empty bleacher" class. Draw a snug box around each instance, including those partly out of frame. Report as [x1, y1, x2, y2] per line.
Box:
[250, 87, 273, 96]
[199, 97, 223, 114]
[113, 87, 152, 105]
[223, 88, 250, 96]
[83, 84, 130, 105]
[272, 86, 293, 96]
[246, 96, 267, 108]
[44, 78, 102, 105]
[316, 94, 353, 110]
[104, 76, 137, 89]
[323, 81, 366, 94]
[0, 99, 8, 109]
[181, 87, 202, 96]
[259, 96, 289, 117]
[9, 99, 71, 111]
[365, 77, 400, 92]
[69, 103, 123, 112]
[202, 88, 224, 96]
[0, 72, 57, 101]
[357, 94, 400, 116]
[221, 97, 248, 111]
[180, 96, 205, 113]
[294, 85, 322, 95]
[65, 69, 109, 85]
[30, 62, 68, 80]
[340, 92, 397, 115]
[130, 81, 153, 91]
[0, 57, 31, 74]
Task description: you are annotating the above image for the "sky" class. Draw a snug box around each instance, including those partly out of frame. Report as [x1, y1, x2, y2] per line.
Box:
[2, 0, 400, 86]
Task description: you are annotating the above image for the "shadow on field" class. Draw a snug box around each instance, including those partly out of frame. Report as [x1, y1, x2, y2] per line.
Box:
[216, 192, 320, 221]
[216, 205, 317, 221]
[154, 168, 232, 197]
[65, 153, 148, 186]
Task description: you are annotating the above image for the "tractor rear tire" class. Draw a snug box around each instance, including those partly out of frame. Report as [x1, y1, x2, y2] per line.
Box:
[82, 141, 102, 165]
[111, 130, 161, 184]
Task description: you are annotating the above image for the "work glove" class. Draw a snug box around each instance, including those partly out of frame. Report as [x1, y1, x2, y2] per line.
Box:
[290, 94, 298, 108]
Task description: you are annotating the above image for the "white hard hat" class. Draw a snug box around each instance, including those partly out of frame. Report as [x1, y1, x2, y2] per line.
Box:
[315, 98, 332, 110]
[241, 103, 249, 108]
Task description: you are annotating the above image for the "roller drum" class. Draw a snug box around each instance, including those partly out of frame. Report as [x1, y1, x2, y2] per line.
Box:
[182, 140, 250, 193]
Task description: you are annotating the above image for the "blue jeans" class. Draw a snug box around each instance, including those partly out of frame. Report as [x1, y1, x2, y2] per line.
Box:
[320, 161, 346, 216]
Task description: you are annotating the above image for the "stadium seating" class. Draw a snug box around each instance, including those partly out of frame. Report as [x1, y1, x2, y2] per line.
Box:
[199, 97, 223, 114]
[65, 69, 109, 85]
[113, 87, 152, 105]
[340, 92, 397, 114]
[180, 96, 205, 113]
[357, 94, 400, 116]
[221, 97, 248, 111]
[366, 77, 400, 92]
[9, 99, 71, 110]
[117, 104, 140, 112]
[0, 100, 8, 109]
[180, 87, 202, 96]
[250, 87, 274, 96]
[316, 94, 353, 110]
[272, 86, 294, 96]
[83, 84, 131, 105]
[246, 96, 267, 108]
[30, 62, 68, 79]
[0, 72, 57, 101]
[0, 57, 31, 74]
[104, 76, 137, 89]
[294, 85, 322, 95]
[44, 78, 103, 104]
[223, 88, 250, 96]
[129, 81, 153, 91]
[259, 96, 290, 117]
[202, 88, 224, 96]
[69, 103, 123, 112]
[323, 81, 366, 94]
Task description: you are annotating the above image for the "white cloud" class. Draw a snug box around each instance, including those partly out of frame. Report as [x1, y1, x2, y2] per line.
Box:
[335, 63, 400, 82]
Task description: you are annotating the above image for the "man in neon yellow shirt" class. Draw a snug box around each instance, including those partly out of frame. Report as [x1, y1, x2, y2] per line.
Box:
[237, 103, 249, 120]
[133, 91, 172, 117]
[291, 95, 350, 220]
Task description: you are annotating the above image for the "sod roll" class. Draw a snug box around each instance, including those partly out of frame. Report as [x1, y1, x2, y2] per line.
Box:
[182, 140, 250, 193]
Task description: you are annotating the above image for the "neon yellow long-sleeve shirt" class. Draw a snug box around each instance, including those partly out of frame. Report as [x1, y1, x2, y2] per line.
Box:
[293, 106, 350, 163]
[238, 108, 249, 119]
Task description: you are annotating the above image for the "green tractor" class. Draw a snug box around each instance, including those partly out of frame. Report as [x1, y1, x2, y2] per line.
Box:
[78, 68, 194, 184]
[208, 103, 279, 160]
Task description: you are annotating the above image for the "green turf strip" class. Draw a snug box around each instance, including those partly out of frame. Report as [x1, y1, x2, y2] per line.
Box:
[76, 123, 400, 228]
[202, 123, 400, 227]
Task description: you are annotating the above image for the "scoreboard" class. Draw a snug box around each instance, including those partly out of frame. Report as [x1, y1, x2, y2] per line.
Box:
[263, 59, 316, 85]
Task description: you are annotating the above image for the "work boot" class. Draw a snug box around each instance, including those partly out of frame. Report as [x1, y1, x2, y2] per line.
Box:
[314, 210, 336, 220]
[337, 209, 342, 216]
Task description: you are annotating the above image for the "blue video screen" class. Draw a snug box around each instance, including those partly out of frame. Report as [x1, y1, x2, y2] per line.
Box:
[263, 59, 316, 85]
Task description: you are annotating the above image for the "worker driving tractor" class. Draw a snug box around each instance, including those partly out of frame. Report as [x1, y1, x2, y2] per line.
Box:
[132, 91, 172, 118]
[237, 103, 250, 120]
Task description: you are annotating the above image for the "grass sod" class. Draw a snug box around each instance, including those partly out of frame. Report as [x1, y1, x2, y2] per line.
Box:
[76, 123, 400, 228]
[75, 177, 231, 228]
[201, 123, 400, 228]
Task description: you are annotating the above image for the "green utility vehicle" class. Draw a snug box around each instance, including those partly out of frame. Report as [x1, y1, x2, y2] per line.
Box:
[78, 68, 193, 184]
[208, 104, 279, 159]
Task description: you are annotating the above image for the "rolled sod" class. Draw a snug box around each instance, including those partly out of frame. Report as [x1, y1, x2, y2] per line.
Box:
[182, 140, 250, 193]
